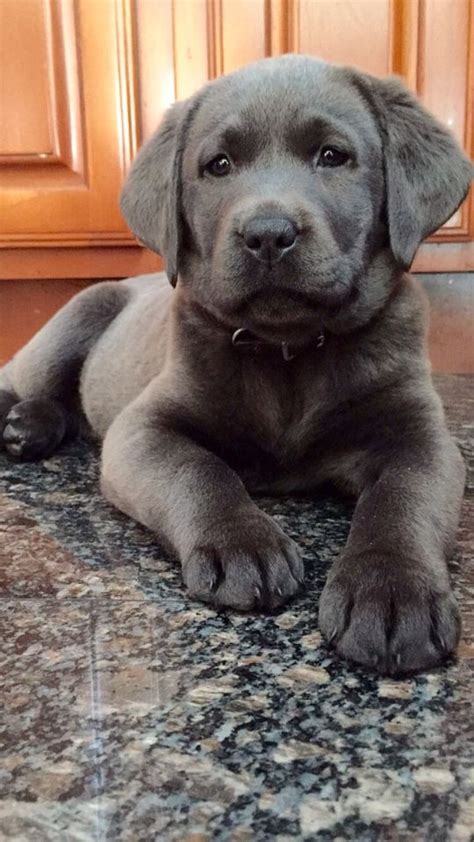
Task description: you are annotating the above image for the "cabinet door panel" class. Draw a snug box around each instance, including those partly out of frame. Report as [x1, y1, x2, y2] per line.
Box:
[0, 0, 55, 157]
[419, 0, 471, 238]
[297, 0, 391, 76]
[221, 0, 266, 73]
[0, 0, 134, 247]
[135, 0, 176, 140]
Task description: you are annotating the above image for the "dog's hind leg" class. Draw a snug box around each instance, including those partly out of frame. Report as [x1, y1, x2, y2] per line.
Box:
[0, 281, 130, 460]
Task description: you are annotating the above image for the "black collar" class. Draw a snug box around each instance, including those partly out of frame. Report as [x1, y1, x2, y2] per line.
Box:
[231, 327, 325, 361]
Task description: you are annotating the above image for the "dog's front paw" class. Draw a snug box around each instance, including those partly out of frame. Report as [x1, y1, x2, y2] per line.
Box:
[319, 553, 461, 675]
[2, 399, 66, 461]
[182, 510, 304, 611]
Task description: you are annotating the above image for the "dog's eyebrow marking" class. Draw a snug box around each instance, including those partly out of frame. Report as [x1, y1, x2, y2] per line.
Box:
[291, 113, 359, 149]
[222, 123, 255, 144]
[222, 123, 264, 159]
[198, 121, 263, 164]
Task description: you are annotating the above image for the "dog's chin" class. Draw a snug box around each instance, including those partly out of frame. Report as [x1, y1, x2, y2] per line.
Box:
[214, 280, 355, 343]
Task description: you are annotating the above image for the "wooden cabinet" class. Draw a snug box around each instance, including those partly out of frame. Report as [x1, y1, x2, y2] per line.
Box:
[1, 0, 473, 363]
[0, 0, 148, 279]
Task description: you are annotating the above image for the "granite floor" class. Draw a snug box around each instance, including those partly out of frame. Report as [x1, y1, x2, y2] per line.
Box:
[0, 375, 473, 841]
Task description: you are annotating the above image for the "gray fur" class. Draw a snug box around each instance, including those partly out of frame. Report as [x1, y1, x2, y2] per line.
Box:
[1, 55, 472, 674]
[348, 71, 473, 267]
[120, 102, 192, 284]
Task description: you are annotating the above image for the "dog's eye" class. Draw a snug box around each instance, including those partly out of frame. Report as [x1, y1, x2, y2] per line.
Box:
[205, 155, 232, 177]
[318, 146, 349, 168]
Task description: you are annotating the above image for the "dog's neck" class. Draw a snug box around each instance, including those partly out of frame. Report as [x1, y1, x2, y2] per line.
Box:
[231, 326, 325, 361]
[172, 285, 328, 364]
[175, 289, 327, 362]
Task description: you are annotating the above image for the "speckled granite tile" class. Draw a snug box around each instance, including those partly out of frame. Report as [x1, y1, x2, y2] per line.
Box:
[1, 597, 473, 841]
[0, 440, 354, 603]
[0, 374, 473, 841]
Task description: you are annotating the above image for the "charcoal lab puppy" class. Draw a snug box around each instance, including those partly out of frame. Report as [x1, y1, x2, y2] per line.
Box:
[1, 56, 472, 674]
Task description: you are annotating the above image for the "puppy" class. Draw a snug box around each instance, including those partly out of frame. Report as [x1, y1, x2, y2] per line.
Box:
[1, 56, 472, 674]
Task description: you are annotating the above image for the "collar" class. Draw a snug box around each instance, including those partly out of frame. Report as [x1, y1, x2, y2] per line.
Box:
[231, 327, 325, 361]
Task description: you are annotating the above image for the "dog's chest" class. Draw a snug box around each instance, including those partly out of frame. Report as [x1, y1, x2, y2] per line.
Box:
[228, 359, 326, 463]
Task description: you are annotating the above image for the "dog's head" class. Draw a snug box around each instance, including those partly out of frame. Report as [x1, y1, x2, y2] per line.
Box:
[121, 56, 472, 340]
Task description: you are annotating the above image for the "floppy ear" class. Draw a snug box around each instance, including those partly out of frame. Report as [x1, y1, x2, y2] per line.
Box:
[120, 100, 190, 286]
[354, 74, 472, 268]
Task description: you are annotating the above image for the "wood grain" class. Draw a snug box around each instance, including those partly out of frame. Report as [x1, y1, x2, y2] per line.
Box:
[0, 0, 134, 247]
[297, 0, 391, 75]
[0, 279, 97, 367]
[0, 0, 54, 157]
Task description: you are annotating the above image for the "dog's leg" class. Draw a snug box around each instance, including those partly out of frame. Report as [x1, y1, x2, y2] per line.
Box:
[0, 282, 129, 460]
[318, 432, 465, 675]
[101, 397, 304, 611]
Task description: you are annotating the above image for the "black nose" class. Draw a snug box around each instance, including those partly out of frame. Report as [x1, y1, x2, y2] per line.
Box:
[242, 217, 298, 265]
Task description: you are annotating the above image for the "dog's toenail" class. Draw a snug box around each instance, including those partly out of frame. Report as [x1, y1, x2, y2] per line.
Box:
[435, 633, 448, 652]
